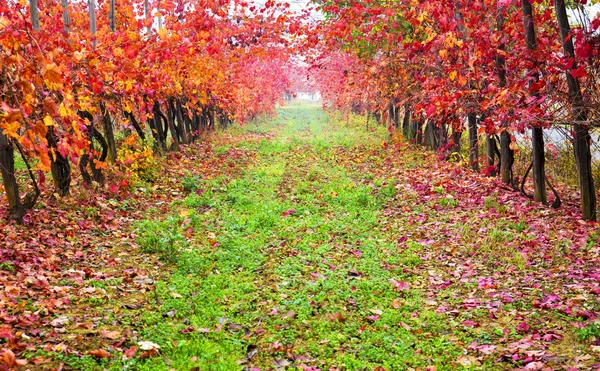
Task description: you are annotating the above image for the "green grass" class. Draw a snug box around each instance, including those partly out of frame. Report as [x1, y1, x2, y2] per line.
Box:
[76, 102, 483, 370]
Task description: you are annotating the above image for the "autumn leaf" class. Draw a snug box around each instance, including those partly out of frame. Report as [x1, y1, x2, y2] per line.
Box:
[326, 312, 346, 323]
[122, 345, 137, 360]
[138, 341, 160, 351]
[43, 115, 54, 127]
[43, 63, 62, 85]
[88, 349, 111, 358]
[100, 330, 122, 340]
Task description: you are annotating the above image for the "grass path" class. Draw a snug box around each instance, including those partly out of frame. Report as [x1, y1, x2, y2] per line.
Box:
[109, 102, 469, 370]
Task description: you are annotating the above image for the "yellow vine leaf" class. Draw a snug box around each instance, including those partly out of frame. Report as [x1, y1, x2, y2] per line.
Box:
[43, 115, 54, 127]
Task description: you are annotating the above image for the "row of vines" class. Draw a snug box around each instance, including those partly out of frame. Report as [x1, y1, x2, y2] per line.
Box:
[0, 0, 302, 220]
[309, 0, 600, 221]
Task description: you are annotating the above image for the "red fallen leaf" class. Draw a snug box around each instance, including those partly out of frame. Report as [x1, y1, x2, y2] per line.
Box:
[181, 326, 194, 334]
[461, 320, 480, 328]
[109, 183, 119, 193]
[0, 327, 13, 339]
[389, 278, 409, 291]
[541, 333, 563, 341]
[516, 321, 530, 334]
[123, 345, 137, 359]
[366, 314, 380, 322]
[88, 349, 111, 358]
[281, 209, 295, 217]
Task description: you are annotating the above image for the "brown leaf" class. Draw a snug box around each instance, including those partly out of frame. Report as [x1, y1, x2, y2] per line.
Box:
[100, 330, 122, 340]
[285, 311, 297, 319]
[326, 312, 346, 323]
[391, 298, 401, 309]
[30, 356, 51, 365]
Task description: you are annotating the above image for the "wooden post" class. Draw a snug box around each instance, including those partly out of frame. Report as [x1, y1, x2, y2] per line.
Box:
[62, 0, 70, 32]
[30, 0, 40, 30]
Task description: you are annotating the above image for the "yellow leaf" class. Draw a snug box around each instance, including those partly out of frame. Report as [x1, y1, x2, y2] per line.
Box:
[449, 71, 457, 82]
[439, 49, 448, 60]
[1, 121, 20, 139]
[59, 104, 70, 117]
[43, 115, 54, 126]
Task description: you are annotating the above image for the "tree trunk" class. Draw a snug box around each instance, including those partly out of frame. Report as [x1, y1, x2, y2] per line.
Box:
[424, 122, 434, 149]
[500, 131, 513, 184]
[47, 127, 71, 196]
[125, 111, 146, 140]
[415, 118, 423, 145]
[555, 0, 596, 220]
[100, 103, 117, 162]
[486, 136, 496, 176]
[451, 120, 462, 155]
[208, 106, 215, 130]
[522, 0, 547, 204]
[496, 12, 513, 185]
[179, 101, 194, 139]
[170, 98, 189, 144]
[164, 103, 180, 151]
[402, 103, 411, 139]
[152, 101, 167, 151]
[531, 127, 547, 203]
[468, 113, 478, 171]
[394, 102, 400, 130]
[0, 132, 26, 220]
[437, 123, 447, 152]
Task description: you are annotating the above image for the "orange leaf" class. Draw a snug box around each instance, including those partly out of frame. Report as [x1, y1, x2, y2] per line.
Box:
[43, 63, 62, 85]
[88, 349, 111, 358]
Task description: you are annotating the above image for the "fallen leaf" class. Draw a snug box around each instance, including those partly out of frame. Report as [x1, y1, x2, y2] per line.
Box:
[100, 330, 122, 340]
[88, 349, 111, 358]
[138, 341, 160, 351]
[326, 312, 346, 323]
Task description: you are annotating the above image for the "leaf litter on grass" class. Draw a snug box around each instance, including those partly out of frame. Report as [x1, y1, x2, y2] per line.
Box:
[2, 101, 599, 370]
[0, 131, 266, 370]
